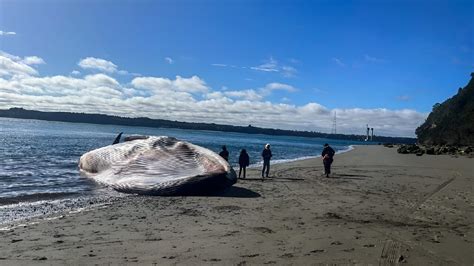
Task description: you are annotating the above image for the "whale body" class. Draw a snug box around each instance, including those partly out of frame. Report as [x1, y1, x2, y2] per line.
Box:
[79, 136, 237, 195]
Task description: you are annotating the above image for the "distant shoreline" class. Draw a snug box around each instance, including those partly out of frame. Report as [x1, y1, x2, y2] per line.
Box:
[0, 108, 416, 144]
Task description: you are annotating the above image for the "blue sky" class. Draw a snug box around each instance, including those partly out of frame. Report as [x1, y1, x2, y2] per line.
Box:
[0, 0, 473, 137]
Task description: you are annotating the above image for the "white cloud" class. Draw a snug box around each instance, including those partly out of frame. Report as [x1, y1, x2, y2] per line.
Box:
[213, 58, 297, 77]
[0, 51, 428, 137]
[0, 31, 16, 36]
[0, 51, 38, 77]
[0, 73, 123, 100]
[213, 82, 296, 102]
[165, 57, 174, 64]
[0, 51, 21, 61]
[262, 82, 297, 93]
[211, 64, 243, 69]
[78, 57, 118, 73]
[251, 57, 279, 72]
[131, 75, 209, 94]
[23, 56, 46, 65]
[174, 75, 209, 93]
[205, 91, 225, 100]
[78, 57, 135, 76]
[71, 70, 81, 76]
[298, 103, 329, 115]
[332, 57, 346, 67]
[223, 89, 263, 101]
[251, 57, 298, 77]
[85, 73, 120, 88]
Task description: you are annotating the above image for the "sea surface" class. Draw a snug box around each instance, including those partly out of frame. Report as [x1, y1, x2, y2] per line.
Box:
[0, 117, 365, 224]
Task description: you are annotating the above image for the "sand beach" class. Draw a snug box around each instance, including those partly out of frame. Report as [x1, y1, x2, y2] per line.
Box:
[0, 145, 472, 265]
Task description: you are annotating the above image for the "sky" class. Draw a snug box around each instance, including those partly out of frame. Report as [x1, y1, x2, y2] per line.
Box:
[0, 0, 473, 137]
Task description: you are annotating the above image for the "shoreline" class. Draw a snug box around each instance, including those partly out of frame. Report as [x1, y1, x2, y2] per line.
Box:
[0, 145, 357, 214]
[0, 145, 472, 264]
[247, 144, 356, 168]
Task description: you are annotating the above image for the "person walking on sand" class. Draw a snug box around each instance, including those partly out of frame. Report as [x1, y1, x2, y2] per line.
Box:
[219, 145, 229, 161]
[321, 143, 335, 177]
[238, 149, 250, 179]
[261, 144, 272, 179]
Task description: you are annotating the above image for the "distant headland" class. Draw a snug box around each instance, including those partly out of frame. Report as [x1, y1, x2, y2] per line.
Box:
[0, 108, 416, 144]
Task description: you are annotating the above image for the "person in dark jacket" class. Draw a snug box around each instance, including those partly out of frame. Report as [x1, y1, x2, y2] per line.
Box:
[238, 149, 250, 179]
[261, 143, 272, 179]
[321, 143, 335, 177]
[219, 145, 229, 161]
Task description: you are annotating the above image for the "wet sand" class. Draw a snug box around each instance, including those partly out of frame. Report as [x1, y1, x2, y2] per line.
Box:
[0, 145, 473, 265]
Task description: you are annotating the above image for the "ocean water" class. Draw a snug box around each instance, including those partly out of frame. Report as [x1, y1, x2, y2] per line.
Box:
[0, 117, 365, 224]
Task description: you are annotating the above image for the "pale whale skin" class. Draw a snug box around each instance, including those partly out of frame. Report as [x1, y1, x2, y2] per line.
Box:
[79, 136, 237, 195]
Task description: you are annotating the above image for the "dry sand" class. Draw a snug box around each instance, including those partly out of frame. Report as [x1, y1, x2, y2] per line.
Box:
[0, 145, 473, 265]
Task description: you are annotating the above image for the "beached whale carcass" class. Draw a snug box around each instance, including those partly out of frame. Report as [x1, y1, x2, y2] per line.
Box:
[79, 136, 237, 195]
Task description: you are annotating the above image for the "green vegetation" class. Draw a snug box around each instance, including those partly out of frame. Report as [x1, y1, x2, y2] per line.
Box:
[416, 73, 474, 146]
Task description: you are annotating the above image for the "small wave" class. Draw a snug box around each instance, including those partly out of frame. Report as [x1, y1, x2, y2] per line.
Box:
[0, 192, 79, 206]
[0, 188, 126, 226]
[246, 145, 355, 168]
[336, 145, 355, 154]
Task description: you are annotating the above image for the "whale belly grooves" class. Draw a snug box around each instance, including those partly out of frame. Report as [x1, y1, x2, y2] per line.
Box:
[79, 136, 237, 195]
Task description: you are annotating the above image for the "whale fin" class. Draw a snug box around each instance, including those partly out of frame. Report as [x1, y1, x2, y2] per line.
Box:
[112, 132, 123, 145]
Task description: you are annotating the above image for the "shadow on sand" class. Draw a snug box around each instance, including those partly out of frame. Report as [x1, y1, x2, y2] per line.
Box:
[213, 186, 261, 198]
[238, 176, 305, 182]
[141, 185, 261, 198]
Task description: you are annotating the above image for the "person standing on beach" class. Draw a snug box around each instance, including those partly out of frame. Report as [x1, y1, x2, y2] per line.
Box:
[321, 143, 335, 177]
[238, 149, 250, 179]
[261, 144, 272, 179]
[219, 145, 229, 161]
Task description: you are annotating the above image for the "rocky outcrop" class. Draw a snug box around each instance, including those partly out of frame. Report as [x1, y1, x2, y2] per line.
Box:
[396, 144, 473, 156]
[416, 73, 474, 146]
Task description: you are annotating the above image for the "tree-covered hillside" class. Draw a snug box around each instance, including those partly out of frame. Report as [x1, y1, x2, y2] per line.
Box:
[416, 73, 474, 146]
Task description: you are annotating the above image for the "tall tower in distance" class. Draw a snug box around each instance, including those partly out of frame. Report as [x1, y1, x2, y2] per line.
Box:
[331, 111, 337, 134]
[365, 124, 370, 141]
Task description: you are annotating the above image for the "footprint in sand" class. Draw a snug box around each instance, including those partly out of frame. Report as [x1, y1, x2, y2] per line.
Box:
[241, 254, 259, 258]
[253, 227, 275, 234]
[310, 249, 325, 253]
